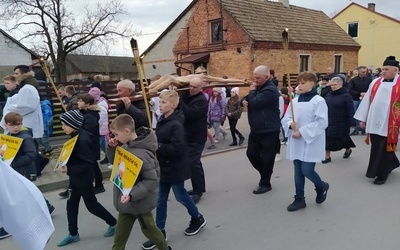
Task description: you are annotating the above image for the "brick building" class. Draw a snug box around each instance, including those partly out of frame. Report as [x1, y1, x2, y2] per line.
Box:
[173, 0, 360, 85]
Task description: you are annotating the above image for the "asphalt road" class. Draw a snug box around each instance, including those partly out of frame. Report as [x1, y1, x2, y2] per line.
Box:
[2, 135, 400, 250]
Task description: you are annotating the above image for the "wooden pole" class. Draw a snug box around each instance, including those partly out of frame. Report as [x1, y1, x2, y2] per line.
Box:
[40, 58, 67, 112]
[130, 38, 152, 128]
[282, 28, 295, 123]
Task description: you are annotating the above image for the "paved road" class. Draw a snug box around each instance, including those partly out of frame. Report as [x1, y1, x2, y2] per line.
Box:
[3, 135, 400, 250]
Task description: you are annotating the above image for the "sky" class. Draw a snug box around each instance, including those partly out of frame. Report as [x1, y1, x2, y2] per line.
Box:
[2, 0, 399, 57]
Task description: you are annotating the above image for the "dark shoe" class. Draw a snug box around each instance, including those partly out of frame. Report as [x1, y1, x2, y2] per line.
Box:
[207, 144, 216, 149]
[321, 157, 331, 164]
[316, 182, 329, 204]
[0, 227, 11, 240]
[287, 196, 306, 212]
[343, 149, 352, 159]
[191, 193, 203, 204]
[30, 174, 37, 182]
[187, 189, 193, 195]
[350, 130, 359, 136]
[49, 205, 56, 215]
[59, 188, 69, 198]
[229, 142, 238, 146]
[252, 185, 272, 194]
[94, 186, 106, 194]
[99, 157, 109, 164]
[374, 178, 386, 185]
[238, 135, 245, 145]
[184, 215, 206, 236]
[361, 129, 366, 135]
[142, 230, 166, 250]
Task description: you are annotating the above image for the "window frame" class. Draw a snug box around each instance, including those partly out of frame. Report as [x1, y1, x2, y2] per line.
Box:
[209, 19, 223, 44]
[334, 54, 343, 73]
[347, 22, 359, 38]
[299, 54, 311, 72]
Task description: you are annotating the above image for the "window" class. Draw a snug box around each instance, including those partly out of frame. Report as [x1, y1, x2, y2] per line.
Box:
[348, 22, 358, 38]
[210, 19, 223, 43]
[299, 55, 310, 72]
[334, 55, 342, 73]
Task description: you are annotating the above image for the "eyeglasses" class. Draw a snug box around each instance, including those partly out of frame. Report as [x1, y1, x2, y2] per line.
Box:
[6, 123, 22, 128]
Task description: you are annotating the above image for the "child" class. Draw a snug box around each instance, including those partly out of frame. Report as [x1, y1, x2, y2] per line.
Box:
[65, 85, 79, 111]
[57, 84, 69, 106]
[77, 93, 105, 194]
[57, 110, 117, 247]
[142, 90, 206, 250]
[226, 87, 244, 146]
[0, 112, 55, 240]
[281, 72, 330, 212]
[208, 87, 228, 142]
[106, 114, 171, 250]
[38, 97, 53, 156]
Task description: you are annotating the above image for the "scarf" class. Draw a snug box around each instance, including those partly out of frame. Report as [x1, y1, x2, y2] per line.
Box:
[367, 77, 400, 151]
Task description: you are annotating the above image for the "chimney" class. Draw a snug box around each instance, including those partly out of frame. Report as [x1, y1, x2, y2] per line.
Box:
[368, 3, 375, 11]
[279, 0, 290, 8]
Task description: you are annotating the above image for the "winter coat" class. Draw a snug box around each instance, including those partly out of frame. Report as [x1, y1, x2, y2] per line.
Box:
[348, 76, 373, 101]
[242, 80, 281, 134]
[81, 106, 100, 160]
[9, 128, 37, 179]
[66, 129, 96, 187]
[156, 108, 190, 183]
[16, 71, 39, 89]
[67, 92, 80, 111]
[179, 91, 208, 143]
[97, 99, 109, 136]
[325, 87, 355, 137]
[107, 127, 160, 215]
[226, 96, 242, 120]
[41, 100, 53, 135]
[208, 97, 226, 123]
[116, 99, 148, 129]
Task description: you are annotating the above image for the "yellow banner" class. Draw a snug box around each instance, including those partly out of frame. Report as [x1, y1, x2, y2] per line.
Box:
[0, 134, 23, 165]
[110, 146, 143, 195]
[54, 135, 79, 171]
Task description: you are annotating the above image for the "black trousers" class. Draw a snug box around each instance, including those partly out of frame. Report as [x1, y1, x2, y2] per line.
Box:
[188, 142, 206, 194]
[93, 162, 104, 187]
[228, 118, 241, 143]
[67, 180, 116, 236]
[246, 131, 280, 187]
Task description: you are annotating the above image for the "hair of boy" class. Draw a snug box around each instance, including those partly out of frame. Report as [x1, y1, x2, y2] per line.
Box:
[57, 84, 65, 90]
[159, 90, 179, 104]
[3, 75, 16, 82]
[60, 110, 83, 130]
[110, 114, 136, 132]
[297, 72, 317, 83]
[79, 93, 95, 105]
[4, 112, 23, 125]
[65, 85, 76, 95]
[13, 65, 30, 74]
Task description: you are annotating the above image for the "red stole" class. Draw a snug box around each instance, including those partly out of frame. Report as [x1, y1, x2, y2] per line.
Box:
[368, 77, 400, 151]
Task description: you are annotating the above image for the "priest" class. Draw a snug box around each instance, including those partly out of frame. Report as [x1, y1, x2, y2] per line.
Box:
[354, 56, 400, 185]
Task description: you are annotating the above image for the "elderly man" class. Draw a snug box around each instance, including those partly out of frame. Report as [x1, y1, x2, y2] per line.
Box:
[179, 77, 208, 203]
[116, 79, 148, 129]
[242, 65, 281, 194]
[326, 67, 336, 80]
[354, 56, 400, 185]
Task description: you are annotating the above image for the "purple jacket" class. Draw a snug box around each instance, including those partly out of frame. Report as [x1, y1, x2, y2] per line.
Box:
[208, 97, 226, 122]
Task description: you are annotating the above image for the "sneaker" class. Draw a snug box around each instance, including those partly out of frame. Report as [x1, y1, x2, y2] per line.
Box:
[94, 186, 106, 194]
[59, 189, 69, 198]
[316, 182, 329, 204]
[287, 196, 306, 212]
[222, 131, 228, 140]
[103, 225, 116, 237]
[99, 157, 109, 164]
[0, 227, 11, 240]
[207, 144, 216, 149]
[57, 233, 80, 247]
[49, 205, 56, 215]
[350, 130, 359, 136]
[107, 165, 114, 170]
[142, 230, 166, 250]
[184, 215, 206, 236]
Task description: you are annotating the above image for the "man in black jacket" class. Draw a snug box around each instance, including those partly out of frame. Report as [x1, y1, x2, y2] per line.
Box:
[242, 65, 281, 194]
[179, 77, 208, 203]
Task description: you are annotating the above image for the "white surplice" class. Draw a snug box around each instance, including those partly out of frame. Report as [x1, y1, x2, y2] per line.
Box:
[0, 161, 54, 250]
[281, 95, 328, 162]
[354, 75, 399, 137]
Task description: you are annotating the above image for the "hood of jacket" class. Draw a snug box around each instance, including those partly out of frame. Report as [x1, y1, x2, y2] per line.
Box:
[158, 107, 185, 126]
[16, 71, 39, 89]
[125, 127, 158, 153]
[41, 99, 52, 107]
[87, 104, 101, 112]
[9, 127, 33, 138]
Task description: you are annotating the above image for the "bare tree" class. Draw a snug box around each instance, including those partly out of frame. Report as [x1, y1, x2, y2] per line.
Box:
[0, 0, 135, 81]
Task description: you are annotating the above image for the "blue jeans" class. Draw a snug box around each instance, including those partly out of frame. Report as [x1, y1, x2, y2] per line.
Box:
[156, 181, 200, 231]
[293, 160, 325, 197]
[37, 132, 52, 152]
[353, 100, 361, 131]
[99, 135, 106, 153]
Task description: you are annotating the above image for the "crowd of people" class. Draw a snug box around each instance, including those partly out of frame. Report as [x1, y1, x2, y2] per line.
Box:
[1, 56, 399, 249]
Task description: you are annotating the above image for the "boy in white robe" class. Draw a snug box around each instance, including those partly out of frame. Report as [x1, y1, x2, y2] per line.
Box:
[282, 72, 330, 212]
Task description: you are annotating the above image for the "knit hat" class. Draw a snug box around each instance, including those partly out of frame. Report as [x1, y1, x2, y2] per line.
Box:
[383, 56, 399, 67]
[89, 87, 101, 102]
[60, 110, 83, 130]
[231, 87, 239, 95]
[90, 81, 103, 91]
[213, 87, 222, 93]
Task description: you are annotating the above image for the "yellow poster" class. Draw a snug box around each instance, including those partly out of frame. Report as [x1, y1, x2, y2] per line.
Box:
[110, 146, 143, 195]
[54, 135, 79, 171]
[0, 134, 23, 165]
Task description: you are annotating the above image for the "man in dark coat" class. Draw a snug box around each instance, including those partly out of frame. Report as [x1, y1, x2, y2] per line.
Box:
[242, 65, 281, 194]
